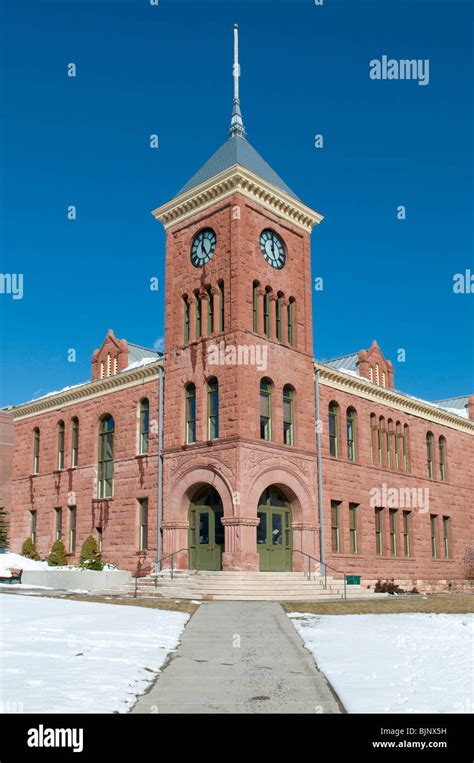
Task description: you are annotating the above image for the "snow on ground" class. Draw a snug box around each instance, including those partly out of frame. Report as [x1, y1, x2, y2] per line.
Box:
[289, 612, 473, 713]
[0, 595, 189, 713]
[0, 553, 48, 574]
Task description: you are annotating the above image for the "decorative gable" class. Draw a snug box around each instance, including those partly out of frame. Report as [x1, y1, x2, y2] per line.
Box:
[358, 340, 394, 389]
[91, 329, 130, 381]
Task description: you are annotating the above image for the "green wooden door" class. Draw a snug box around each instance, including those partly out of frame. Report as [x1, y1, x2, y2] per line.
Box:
[188, 488, 224, 570]
[257, 505, 292, 571]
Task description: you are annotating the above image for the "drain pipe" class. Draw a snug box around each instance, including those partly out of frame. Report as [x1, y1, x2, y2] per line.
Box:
[156, 361, 164, 572]
[314, 368, 326, 580]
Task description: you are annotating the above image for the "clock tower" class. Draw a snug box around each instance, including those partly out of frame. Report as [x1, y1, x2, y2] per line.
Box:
[152, 26, 324, 572]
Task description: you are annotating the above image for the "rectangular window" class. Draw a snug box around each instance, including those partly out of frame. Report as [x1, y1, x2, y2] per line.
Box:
[68, 506, 76, 553]
[430, 514, 438, 559]
[218, 283, 224, 332]
[185, 386, 196, 444]
[252, 284, 258, 333]
[378, 421, 383, 466]
[54, 507, 62, 541]
[30, 509, 37, 544]
[196, 295, 202, 339]
[57, 425, 65, 470]
[71, 419, 79, 467]
[389, 509, 398, 556]
[263, 292, 270, 337]
[184, 297, 190, 343]
[207, 290, 214, 335]
[96, 526, 103, 553]
[276, 295, 283, 340]
[375, 508, 384, 556]
[403, 511, 411, 557]
[138, 498, 148, 551]
[33, 429, 40, 474]
[443, 516, 450, 559]
[288, 301, 294, 346]
[349, 503, 359, 555]
[331, 500, 341, 553]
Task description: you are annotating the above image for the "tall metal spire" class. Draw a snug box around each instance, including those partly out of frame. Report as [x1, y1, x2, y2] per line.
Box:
[229, 24, 246, 138]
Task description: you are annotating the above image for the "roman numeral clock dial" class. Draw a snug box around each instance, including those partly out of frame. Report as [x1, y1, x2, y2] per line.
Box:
[260, 229, 286, 269]
[191, 228, 217, 267]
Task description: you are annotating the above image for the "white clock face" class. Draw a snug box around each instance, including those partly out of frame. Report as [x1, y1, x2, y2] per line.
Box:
[191, 228, 217, 267]
[260, 229, 286, 269]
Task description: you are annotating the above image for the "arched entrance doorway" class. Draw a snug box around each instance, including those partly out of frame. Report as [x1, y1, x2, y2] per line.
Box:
[188, 486, 224, 570]
[257, 486, 292, 571]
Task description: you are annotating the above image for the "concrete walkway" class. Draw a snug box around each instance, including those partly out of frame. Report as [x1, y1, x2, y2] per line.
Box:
[131, 602, 343, 714]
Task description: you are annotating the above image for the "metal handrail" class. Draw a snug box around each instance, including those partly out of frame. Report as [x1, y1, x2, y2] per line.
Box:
[292, 549, 347, 599]
[153, 548, 189, 584]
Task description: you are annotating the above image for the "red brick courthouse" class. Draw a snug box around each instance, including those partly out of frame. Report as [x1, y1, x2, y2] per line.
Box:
[7, 32, 474, 589]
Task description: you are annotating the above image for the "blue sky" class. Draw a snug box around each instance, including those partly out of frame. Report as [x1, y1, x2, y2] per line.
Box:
[0, 0, 472, 406]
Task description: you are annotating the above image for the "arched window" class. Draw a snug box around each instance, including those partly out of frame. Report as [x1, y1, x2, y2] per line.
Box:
[207, 378, 219, 440]
[439, 436, 447, 481]
[206, 286, 214, 335]
[288, 297, 295, 346]
[263, 287, 271, 338]
[378, 417, 384, 466]
[57, 421, 65, 470]
[283, 385, 295, 446]
[395, 421, 401, 469]
[33, 427, 40, 474]
[403, 424, 409, 472]
[183, 295, 190, 343]
[218, 280, 224, 332]
[252, 281, 259, 333]
[98, 415, 114, 498]
[194, 290, 202, 339]
[346, 407, 356, 461]
[71, 417, 79, 467]
[328, 402, 339, 458]
[426, 432, 434, 479]
[185, 384, 196, 444]
[387, 419, 393, 468]
[276, 292, 284, 341]
[370, 414, 377, 464]
[260, 379, 273, 440]
[139, 398, 150, 455]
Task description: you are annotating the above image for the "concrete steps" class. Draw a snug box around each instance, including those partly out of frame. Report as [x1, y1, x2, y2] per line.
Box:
[123, 571, 387, 602]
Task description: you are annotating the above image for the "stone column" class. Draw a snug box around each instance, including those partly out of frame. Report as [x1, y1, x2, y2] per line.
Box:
[221, 516, 260, 571]
[292, 522, 319, 574]
[161, 520, 189, 570]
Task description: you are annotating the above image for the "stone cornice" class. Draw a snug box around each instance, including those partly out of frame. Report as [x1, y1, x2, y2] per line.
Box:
[315, 362, 474, 434]
[151, 164, 324, 232]
[12, 360, 163, 421]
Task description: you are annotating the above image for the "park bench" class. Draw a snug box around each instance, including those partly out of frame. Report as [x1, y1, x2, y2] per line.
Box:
[0, 568, 22, 584]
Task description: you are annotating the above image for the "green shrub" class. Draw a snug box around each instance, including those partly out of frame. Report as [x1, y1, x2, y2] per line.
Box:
[79, 535, 103, 571]
[21, 537, 40, 560]
[47, 539, 68, 566]
[0, 506, 8, 549]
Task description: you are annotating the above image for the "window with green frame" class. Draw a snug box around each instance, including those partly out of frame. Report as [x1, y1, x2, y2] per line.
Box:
[378, 417, 384, 466]
[57, 420, 65, 470]
[439, 436, 447, 481]
[375, 507, 384, 555]
[328, 402, 339, 457]
[71, 417, 79, 467]
[33, 427, 40, 474]
[185, 384, 196, 444]
[218, 280, 224, 332]
[194, 290, 202, 339]
[260, 379, 272, 440]
[403, 511, 411, 557]
[207, 286, 214, 335]
[430, 514, 438, 558]
[346, 407, 356, 461]
[183, 295, 190, 343]
[395, 421, 401, 469]
[138, 398, 149, 454]
[331, 500, 341, 553]
[443, 515, 450, 558]
[263, 288, 271, 337]
[370, 414, 377, 465]
[283, 385, 294, 446]
[98, 415, 114, 498]
[387, 419, 393, 468]
[389, 508, 398, 556]
[288, 298, 295, 346]
[276, 292, 283, 340]
[403, 424, 409, 472]
[252, 281, 259, 333]
[427, 432, 434, 479]
[349, 503, 359, 554]
[207, 377, 219, 440]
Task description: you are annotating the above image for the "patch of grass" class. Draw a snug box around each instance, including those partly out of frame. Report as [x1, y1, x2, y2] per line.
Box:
[282, 594, 474, 616]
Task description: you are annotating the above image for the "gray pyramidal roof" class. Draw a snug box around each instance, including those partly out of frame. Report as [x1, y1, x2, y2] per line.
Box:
[177, 134, 300, 201]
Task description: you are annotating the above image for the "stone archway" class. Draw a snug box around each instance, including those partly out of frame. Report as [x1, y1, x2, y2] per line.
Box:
[257, 486, 292, 571]
[188, 485, 224, 570]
